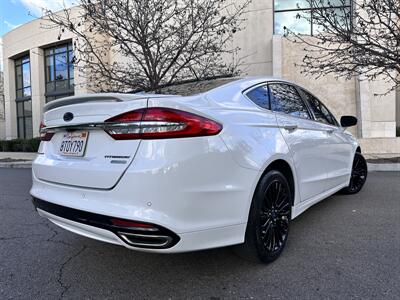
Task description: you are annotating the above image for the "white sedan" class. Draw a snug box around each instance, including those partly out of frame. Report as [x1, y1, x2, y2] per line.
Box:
[31, 77, 367, 263]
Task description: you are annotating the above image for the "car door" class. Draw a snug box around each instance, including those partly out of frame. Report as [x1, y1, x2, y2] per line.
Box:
[269, 83, 328, 202]
[299, 88, 354, 191]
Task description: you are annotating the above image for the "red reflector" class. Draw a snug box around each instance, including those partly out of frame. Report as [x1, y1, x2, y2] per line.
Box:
[110, 218, 155, 229]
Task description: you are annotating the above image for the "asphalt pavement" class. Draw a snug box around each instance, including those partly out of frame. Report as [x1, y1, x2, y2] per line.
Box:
[0, 168, 399, 299]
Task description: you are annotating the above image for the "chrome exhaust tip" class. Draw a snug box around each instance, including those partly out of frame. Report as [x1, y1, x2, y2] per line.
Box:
[118, 232, 174, 248]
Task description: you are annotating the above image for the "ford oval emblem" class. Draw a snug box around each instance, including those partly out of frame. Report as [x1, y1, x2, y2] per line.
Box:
[63, 112, 74, 122]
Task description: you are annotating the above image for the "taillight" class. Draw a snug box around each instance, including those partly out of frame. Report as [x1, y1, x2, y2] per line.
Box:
[39, 121, 55, 141]
[104, 107, 222, 140]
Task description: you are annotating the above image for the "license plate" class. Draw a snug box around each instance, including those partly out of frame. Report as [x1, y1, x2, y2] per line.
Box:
[58, 132, 89, 157]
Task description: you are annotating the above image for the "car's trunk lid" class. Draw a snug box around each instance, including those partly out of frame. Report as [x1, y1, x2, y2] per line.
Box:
[34, 94, 150, 189]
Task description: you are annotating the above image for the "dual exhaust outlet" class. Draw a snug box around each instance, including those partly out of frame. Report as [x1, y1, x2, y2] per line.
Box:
[109, 218, 179, 249]
[118, 232, 174, 248]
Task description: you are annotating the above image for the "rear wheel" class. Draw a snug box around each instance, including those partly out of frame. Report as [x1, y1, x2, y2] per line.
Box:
[235, 170, 292, 263]
[341, 152, 368, 195]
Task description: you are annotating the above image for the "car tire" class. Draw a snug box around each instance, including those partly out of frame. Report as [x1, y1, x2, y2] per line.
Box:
[341, 152, 368, 195]
[234, 170, 292, 263]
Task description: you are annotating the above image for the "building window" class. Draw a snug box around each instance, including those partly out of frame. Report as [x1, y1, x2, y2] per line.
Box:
[15, 56, 33, 139]
[274, 0, 351, 35]
[44, 42, 74, 102]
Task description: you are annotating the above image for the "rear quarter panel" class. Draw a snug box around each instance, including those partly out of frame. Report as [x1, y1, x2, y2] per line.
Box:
[149, 92, 299, 217]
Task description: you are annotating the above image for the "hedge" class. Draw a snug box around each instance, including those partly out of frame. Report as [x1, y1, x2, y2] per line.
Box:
[0, 138, 41, 152]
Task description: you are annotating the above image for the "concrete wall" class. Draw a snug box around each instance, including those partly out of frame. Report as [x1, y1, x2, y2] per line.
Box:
[357, 76, 397, 138]
[233, 0, 274, 76]
[359, 138, 400, 156]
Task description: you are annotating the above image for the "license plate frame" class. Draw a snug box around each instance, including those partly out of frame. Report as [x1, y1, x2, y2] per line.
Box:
[58, 131, 89, 157]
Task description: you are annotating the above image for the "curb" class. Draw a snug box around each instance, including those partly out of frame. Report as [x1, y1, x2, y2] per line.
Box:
[368, 163, 400, 172]
[0, 162, 32, 169]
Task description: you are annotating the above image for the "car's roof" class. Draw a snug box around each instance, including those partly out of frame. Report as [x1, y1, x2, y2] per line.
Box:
[219, 76, 296, 91]
[143, 76, 297, 97]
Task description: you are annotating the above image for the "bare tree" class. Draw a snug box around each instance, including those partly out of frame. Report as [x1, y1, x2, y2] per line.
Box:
[284, 0, 400, 92]
[44, 0, 250, 92]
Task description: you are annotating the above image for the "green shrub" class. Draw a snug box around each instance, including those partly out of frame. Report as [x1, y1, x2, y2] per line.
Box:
[0, 138, 41, 152]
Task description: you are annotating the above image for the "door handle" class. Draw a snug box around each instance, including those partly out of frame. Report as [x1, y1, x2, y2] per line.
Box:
[283, 124, 298, 132]
[326, 129, 335, 134]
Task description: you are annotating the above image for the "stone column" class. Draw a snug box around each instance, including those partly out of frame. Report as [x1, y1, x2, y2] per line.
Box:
[4, 58, 17, 140]
[355, 76, 371, 138]
[30, 47, 46, 137]
[356, 75, 397, 138]
[395, 87, 400, 134]
[272, 35, 282, 77]
[72, 38, 88, 95]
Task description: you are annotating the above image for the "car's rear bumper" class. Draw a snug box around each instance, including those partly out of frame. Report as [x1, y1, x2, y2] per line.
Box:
[30, 136, 259, 252]
[32, 197, 181, 249]
[33, 197, 247, 253]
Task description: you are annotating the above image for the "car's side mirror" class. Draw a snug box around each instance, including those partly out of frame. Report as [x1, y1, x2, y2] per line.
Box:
[340, 116, 358, 128]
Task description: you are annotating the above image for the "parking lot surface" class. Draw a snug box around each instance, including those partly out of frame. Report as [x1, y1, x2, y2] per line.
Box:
[0, 169, 399, 299]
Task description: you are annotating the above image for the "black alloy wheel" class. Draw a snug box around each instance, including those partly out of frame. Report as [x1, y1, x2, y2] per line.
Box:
[235, 170, 292, 263]
[341, 152, 368, 195]
[259, 178, 291, 254]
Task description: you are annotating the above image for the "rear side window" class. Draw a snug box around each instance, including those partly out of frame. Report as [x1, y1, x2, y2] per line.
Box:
[245, 85, 270, 109]
[269, 84, 311, 119]
[300, 89, 338, 126]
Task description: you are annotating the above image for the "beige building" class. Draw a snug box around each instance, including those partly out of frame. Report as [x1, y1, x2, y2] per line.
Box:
[1, 1, 399, 155]
[0, 71, 5, 140]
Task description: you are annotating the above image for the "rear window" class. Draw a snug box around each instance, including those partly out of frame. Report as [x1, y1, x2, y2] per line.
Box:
[143, 78, 239, 96]
[245, 85, 270, 110]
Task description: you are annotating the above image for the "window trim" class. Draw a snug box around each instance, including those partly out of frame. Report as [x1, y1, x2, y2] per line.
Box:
[243, 82, 273, 111]
[296, 87, 340, 127]
[242, 80, 340, 126]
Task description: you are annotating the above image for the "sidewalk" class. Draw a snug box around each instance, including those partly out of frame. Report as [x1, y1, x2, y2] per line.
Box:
[0, 152, 399, 171]
[0, 152, 37, 168]
[364, 154, 400, 172]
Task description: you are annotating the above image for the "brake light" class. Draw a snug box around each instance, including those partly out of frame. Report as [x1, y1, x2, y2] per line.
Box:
[104, 108, 222, 140]
[39, 121, 55, 141]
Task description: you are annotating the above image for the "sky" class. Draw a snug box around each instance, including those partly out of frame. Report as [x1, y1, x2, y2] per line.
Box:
[0, 0, 76, 37]
[0, 0, 76, 70]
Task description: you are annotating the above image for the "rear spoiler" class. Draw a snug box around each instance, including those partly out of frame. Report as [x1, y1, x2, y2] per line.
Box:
[43, 93, 180, 112]
[43, 93, 148, 112]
